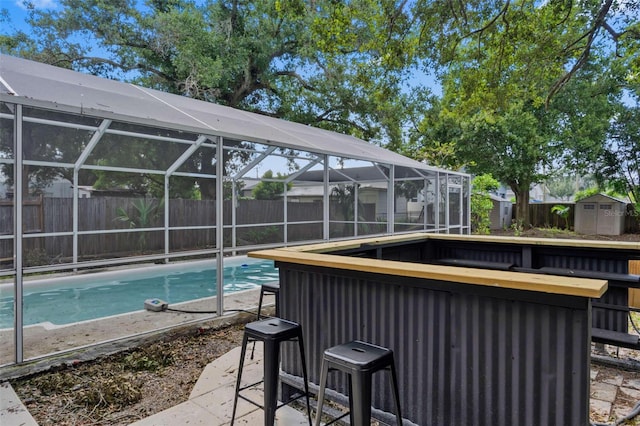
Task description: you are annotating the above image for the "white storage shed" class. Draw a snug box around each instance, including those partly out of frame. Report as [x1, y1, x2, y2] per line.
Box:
[574, 194, 627, 236]
[489, 194, 513, 230]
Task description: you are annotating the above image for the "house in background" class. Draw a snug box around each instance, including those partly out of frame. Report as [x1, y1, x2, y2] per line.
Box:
[574, 193, 628, 236]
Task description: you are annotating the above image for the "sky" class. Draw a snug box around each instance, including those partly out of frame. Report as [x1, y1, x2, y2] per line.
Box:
[1, 0, 54, 32]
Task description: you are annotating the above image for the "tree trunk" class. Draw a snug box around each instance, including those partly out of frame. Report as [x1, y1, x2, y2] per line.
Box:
[511, 184, 531, 228]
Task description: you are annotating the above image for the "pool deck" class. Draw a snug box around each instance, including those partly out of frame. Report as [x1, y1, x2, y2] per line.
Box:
[0, 287, 263, 368]
[2, 287, 640, 425]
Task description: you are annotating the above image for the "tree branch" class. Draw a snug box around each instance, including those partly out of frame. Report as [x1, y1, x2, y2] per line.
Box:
[51, 54, 173, 81]
[546, 0, 614, 106]
[463, 0, 510, 40]
[275, 70, 318, 91]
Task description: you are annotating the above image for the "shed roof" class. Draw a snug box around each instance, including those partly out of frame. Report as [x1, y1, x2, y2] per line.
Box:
[0, 54, 458, 176]
[576, 193, 629, 204]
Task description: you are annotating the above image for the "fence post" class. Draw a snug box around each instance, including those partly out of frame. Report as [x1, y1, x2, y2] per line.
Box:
[630, 261, 640, 309]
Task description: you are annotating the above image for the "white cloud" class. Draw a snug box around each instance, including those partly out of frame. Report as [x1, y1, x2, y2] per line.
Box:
[16, 0, 58, 10]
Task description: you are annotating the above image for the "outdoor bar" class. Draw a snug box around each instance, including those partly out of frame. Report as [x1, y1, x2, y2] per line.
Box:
[250, 233, 610, 425]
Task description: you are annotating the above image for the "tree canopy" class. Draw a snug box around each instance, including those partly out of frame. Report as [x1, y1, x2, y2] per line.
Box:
[408, 0, 638, 224]
[1, 0, 639, 222]
[1, 0, 417, 143]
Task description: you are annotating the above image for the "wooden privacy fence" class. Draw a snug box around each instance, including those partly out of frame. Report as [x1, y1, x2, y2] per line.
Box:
[526, 203, 639, 233]
[0, 197, 326, 264]
[629, 260, 640, 309]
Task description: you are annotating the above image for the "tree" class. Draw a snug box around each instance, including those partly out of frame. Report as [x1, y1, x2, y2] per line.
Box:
[1, 0, 416, 143]
[252, 170, 289, 200]
[1, 0, 421, 196]
[545, 173, 577, 201]
[597, 101, 640, 211]
[470, 173, 499, 234]
[411, 0, 640, 105]
[410, 2, 621, 226]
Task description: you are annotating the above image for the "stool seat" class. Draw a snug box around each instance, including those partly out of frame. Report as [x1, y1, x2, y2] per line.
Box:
[323, 340, 394, 371]
[261, 281, 280, 293]
[315, 340, 403, 426]
[231, 317, 312, 426]
[245, 317, 300, 340]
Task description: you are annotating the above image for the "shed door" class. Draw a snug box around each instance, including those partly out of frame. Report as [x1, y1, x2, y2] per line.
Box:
[581, 203, 597, 234]
[597, 203, 614, 235]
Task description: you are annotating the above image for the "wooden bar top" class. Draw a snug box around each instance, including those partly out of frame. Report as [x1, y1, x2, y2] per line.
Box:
[249, 247, 608, 298]
[274, 232, 640, 253]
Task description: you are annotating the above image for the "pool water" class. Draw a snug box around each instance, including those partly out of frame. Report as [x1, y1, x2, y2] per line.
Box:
[0, 257, 277, 328]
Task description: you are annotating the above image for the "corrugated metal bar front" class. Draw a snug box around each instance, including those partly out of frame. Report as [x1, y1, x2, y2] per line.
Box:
[278, 263, 591, 426]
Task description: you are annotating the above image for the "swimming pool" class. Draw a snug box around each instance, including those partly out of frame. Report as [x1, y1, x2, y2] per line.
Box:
[0, 257, 277, 329]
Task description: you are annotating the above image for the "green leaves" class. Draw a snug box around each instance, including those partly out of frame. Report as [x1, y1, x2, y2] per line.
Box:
[470, 173, 499, 234]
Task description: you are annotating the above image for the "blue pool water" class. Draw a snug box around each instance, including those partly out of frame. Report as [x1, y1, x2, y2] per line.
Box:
[0, 257, 277, 328]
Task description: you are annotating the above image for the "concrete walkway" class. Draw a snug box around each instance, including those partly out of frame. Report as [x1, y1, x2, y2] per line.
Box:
[129, 344, 310, 426]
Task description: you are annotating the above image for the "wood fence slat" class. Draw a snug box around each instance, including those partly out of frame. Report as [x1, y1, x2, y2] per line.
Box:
[629, 260, 640, 309]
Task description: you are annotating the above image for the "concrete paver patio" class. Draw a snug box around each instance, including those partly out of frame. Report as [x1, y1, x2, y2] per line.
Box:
[130, 344, 310, 426]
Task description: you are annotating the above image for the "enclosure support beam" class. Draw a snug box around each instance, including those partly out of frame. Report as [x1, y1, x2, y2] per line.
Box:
[354, 183, 359, 237]
[323, 155, 329, 240]
[435, 172, 441, 231]
[387, 165, 395, 234]
[14, 104, 23, 363]
[164, 176, 170, 262]
[215, 136, 224, 316]
[283, 182, 288, 245]
[231, 179, 237, 255]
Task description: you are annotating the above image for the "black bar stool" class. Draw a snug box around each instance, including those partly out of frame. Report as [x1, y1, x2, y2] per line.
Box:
[314, 340, 403, 426]
[231, 317, 312, 426]
[257, 281, 280, 319]
[251, 282, 280, 359]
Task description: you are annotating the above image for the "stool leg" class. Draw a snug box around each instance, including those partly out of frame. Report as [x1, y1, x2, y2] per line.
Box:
[257, 288, 265, 320]
[296, 333, 312, 425]
[231, 333, 250, 426]
[389, 361, 403, 425]
[350, 371, 372, 426]
[250, 289, 266, 360]
[314, 361, 330, 426]
[263, 339, 280, 426]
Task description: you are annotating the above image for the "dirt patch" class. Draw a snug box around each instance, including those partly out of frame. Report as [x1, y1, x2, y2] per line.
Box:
[490, 227, 640, 242]
[10, 324, 245, 426]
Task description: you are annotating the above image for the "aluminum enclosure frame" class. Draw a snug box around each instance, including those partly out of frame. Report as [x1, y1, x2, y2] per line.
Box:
[0, 55, 470, 366]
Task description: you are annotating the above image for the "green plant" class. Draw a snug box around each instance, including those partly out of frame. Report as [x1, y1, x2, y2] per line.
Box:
[551, 205, 571, 229]
[470, 174, 499, 234]
[510, 219, 524, 237]
[24, 248, 50, 267]
[114, 198, 164, 252]
[243, 226, 281, 245]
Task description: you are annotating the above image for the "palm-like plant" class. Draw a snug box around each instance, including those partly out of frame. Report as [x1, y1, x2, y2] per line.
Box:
[115, 198, 164, 252]
[551, 205, 571, 229]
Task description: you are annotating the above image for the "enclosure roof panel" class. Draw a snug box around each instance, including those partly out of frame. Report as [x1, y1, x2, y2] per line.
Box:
[0, 54, 462, 175]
